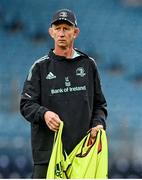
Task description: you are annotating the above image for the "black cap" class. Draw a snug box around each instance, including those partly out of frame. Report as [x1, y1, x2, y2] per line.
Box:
[51, 9, 77, 27]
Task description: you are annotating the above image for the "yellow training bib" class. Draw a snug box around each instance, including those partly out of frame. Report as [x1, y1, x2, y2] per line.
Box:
[46, 121, 108, 179]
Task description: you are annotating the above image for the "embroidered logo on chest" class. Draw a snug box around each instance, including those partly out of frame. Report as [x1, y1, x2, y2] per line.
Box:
[76, 67, 86, 77]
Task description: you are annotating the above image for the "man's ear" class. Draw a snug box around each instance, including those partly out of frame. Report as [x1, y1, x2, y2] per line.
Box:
[74, 28, 80, 39]
[48, 28, 54, 38]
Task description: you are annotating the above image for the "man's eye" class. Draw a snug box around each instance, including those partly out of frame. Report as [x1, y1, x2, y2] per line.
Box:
[54, 26, 60, 30]
[64, 28, 69, 30]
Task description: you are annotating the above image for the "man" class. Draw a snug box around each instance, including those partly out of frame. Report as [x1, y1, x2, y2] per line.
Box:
[20, 9, 107, 178]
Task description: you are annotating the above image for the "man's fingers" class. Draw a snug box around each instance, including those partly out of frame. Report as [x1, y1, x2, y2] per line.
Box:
[90, 125, 103, 139]
[44, 111, 62, 131]
[90, 130, 97, 139]
[50, 117, 60, 126]
[48, 123, 59, 132]
[47, 117, 61, 131]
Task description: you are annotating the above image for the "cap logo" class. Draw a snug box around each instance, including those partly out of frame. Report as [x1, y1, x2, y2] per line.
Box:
[59, 11, 68, 18]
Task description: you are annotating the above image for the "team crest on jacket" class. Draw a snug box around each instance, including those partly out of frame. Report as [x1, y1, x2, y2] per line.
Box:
[76, 67, 86, 77]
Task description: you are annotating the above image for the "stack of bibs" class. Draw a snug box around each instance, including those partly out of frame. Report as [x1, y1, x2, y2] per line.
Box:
[46, 121, 108, 179]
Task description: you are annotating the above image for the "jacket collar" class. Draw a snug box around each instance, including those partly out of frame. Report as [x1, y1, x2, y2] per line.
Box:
[48, 49, 87, 61]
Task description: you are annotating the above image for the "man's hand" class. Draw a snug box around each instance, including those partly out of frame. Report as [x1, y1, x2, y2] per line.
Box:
[89, 125, 103, 145]
[44, 111, 62, 132]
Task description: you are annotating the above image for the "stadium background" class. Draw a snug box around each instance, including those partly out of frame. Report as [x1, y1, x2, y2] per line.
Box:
[0, 0, 142, 178]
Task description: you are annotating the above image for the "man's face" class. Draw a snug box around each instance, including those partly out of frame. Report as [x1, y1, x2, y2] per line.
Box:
[49, 22, 79, 49]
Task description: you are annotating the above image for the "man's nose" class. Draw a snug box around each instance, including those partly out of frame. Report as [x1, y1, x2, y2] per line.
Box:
[59, 29, 65, 36]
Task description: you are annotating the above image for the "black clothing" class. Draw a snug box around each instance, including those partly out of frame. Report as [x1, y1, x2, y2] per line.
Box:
[32, 164, 48, 179]
[20, 49, 107, 164]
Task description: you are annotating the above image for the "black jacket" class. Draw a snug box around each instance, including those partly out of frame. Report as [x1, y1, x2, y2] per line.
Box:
[20, 49, 107, 164]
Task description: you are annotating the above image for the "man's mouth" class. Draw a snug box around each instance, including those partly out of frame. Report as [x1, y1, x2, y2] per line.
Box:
[58, 39, 66, 42]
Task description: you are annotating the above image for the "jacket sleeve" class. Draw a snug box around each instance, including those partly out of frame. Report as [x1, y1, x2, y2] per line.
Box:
[20, 62, 48, 123]
[91, 60, 107, 129]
